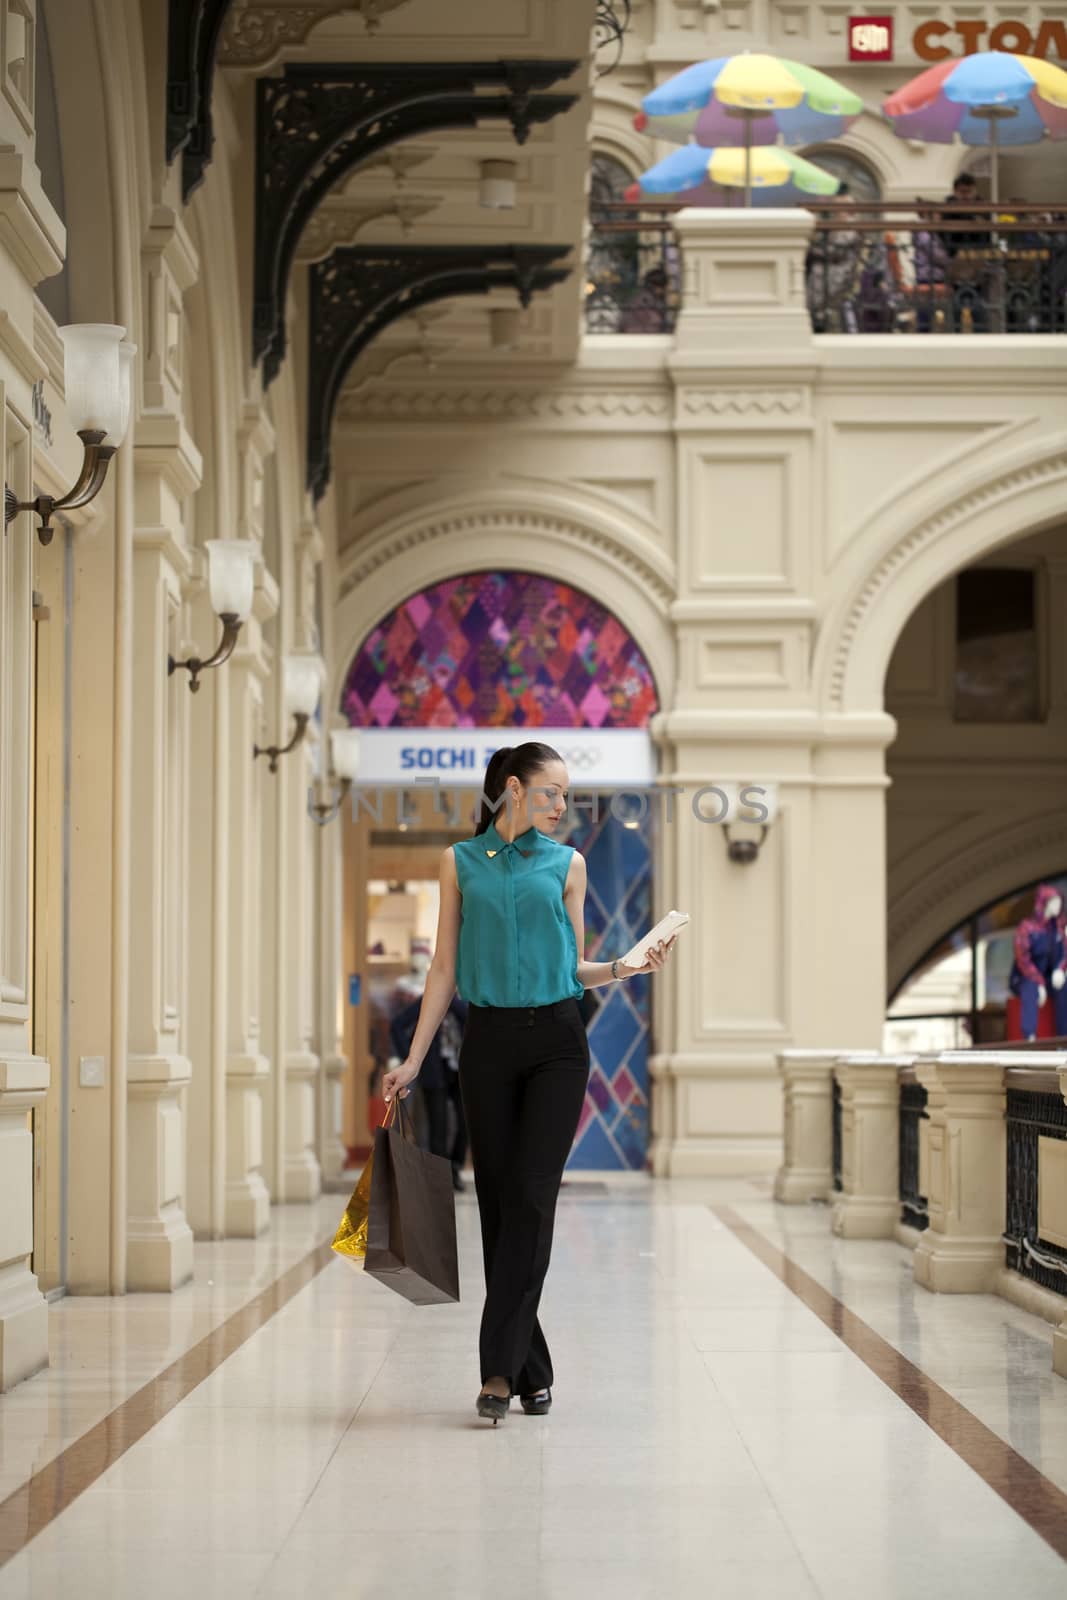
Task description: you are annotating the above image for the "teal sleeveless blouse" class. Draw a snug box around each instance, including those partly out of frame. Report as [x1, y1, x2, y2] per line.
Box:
[452, 823, 583, 1007]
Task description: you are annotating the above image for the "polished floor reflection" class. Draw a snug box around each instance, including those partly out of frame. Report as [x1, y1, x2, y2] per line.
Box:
[1, 1178, 1066, 1598]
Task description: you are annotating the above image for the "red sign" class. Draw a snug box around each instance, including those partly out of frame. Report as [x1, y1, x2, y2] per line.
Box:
[848, 15, 894, 60]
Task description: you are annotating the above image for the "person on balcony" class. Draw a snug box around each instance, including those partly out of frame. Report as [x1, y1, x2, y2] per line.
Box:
[913, 202, 952, 331]
[806, 187, 864, 332]
[1008, 884, 1067, 1041]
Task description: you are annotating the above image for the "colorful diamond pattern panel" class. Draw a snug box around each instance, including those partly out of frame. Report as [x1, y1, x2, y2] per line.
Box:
[562, 806, 653, 1172]
[341, 571, 659, 729]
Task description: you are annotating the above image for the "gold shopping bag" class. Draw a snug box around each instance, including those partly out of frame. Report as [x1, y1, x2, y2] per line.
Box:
[331, 1149, 375, 1262]
[331, 1098, 399, 1262]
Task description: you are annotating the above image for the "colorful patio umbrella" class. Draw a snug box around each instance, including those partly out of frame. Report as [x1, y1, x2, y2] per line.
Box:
[636, 55, 862, 144]
[883, 52, 1067, 203]
[634, 54, 862, 204]
[626, 144, 841, 210]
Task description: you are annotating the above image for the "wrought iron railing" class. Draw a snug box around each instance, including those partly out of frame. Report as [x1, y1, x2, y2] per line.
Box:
[806, 204, 1067, 336]
[1004, 1078, 1067, 1297]
[832, 1075, 843, 1193]
[587, 202, 1067, 336]
[584, 215, 680, 335]
[898, 1078, 929, 1231]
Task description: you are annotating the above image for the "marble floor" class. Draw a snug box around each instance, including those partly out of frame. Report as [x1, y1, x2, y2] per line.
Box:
[1, 1176, 1066, 1599]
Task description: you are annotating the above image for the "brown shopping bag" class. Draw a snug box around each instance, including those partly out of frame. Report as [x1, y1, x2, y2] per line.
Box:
[365, 1097, 460, 1305]
[331, 1147, 375, 1263]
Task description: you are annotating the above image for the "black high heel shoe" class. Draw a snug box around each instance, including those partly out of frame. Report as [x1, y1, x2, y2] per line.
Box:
[519, 1388, 552, 1416]
[476, 1389, 510, 1425]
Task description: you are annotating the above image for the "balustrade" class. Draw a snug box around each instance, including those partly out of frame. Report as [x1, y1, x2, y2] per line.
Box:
[774, 1046, 1067, 1377]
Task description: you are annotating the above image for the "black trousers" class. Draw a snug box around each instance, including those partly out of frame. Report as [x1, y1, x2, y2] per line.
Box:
[459, 998, 589, 1393]
[422, 1072, 468, 1170]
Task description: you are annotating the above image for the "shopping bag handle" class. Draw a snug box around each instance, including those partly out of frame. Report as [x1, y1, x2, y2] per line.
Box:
[381, 1094, 414, 1141]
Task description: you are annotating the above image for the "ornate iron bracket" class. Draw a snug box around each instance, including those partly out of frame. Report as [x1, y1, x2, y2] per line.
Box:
[254, 60, 578, 383]
[595, 1, 632, 76]
[306, 242, 571, 500]
[166, 0, 232, 201]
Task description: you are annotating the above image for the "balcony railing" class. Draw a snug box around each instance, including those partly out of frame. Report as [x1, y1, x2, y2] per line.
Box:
[807, 203, 1067, 336]
[585, 212, 680, 334]
[586, 203, 1067, 337]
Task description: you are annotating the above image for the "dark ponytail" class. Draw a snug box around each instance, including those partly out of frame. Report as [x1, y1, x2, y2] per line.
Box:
[474, 740, 562, 835]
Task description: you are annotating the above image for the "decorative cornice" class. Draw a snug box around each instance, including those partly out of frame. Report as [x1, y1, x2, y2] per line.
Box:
[830, 447, 1067, 710]
[338, 506, 675, 610]
[337, 386, 672, 421]
[218, 1, 413, 68]
[681, 389, 805, 416]
[294, 197, 439, 262]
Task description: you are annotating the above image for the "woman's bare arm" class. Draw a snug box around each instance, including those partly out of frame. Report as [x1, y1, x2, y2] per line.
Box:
[382, 847, 461, 1102]
[565, 850, 673, 988]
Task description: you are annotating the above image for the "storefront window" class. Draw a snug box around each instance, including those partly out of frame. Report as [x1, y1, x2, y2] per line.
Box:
[954, 566, 1041, 722]
[886, 871, 1067, 1051]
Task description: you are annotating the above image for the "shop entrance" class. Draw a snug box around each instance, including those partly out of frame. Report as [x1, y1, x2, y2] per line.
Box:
[339, 571, 660, 1172]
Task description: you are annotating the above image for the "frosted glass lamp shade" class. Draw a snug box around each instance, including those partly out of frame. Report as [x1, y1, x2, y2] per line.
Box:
[330, 728, 361, 782]
[479, 159, 517, 209]
[58, 323, 134, 442]
[205, 540, 255, 620]
[284, 655, 323, 719]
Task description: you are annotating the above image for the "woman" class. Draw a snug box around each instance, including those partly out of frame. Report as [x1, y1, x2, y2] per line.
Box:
[383, 741, 673, 1424]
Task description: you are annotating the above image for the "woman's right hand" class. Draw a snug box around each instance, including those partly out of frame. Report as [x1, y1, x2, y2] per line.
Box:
[382, 1059, 419, 1103]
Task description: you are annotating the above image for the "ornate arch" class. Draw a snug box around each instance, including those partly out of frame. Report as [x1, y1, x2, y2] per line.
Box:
[331, 478, 675, 713]
[816, 433, 1067, 714]
[888, 811, 1067, 995]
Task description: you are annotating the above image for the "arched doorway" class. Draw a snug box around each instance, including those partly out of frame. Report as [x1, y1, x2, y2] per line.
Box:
[339, 569, 661, 1171]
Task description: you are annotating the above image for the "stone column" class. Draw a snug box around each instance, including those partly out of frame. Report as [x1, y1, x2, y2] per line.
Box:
[224, 557, 277, 1237]
[832, 1055, 912, 1239]
[0, 1057, 49, 1389]
[183, 570, 230, 1239]
[651, 210, 888, 1175]
[1055, 1067, 1067, 1379]
[316, 777, 348, 1187]
[284, 719, 323, 1201]
[128, 365, 201, 1286]
[775, 1049, 874, 1203]
[913, 1051, 1007, 1293]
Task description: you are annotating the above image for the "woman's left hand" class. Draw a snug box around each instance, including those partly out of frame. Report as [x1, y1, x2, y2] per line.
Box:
[617, 937, 675, 979]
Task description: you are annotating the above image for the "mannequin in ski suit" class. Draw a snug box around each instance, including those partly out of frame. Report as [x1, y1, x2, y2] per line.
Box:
[1009, 884, 1067, 1040]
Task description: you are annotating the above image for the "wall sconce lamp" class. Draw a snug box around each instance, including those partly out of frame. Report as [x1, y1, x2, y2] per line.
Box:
[722, 784, 779, 865]
[169, 540, 256, 693]
[479, 159, 517, 209]
[4, 324, 135, 545]
[255, 654, 323, 773]
[309, 729, 361, 825]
